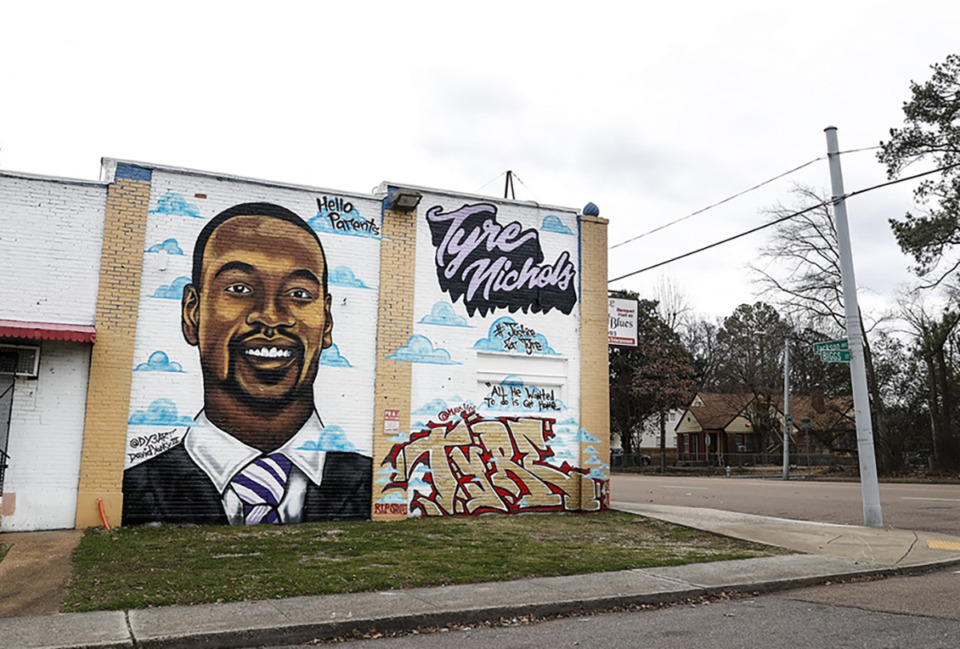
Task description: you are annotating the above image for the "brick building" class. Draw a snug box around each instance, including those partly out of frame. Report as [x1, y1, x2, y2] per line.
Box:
[0, 160, 610, 531]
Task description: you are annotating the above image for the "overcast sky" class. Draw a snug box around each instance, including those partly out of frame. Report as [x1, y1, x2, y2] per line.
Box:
[2, 1, 956, 324]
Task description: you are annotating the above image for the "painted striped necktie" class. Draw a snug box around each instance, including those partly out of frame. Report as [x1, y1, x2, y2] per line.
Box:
[230, 453, 293, 525]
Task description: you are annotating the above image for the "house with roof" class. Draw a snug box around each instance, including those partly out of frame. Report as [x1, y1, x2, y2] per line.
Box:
[675, 392, 757, 465]
[675, 391, 854, 466]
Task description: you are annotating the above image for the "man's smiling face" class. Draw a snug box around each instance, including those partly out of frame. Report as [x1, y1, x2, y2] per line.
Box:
[182, 214, 332, 409]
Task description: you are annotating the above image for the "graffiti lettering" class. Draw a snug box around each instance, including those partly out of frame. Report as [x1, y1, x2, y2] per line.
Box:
[483, 383, 561, 412]
[380, 415, 603, 516]
[317, 196, 380, 236]
[127, 429, 180, 463]
[495, 321, 543, 354]
[437, 402, 477, 422]
[373, 503, 408, 516]
[426, 203, 577, 317]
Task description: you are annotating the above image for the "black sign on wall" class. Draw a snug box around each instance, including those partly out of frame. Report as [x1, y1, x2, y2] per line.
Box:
[426, 203, 578, 317]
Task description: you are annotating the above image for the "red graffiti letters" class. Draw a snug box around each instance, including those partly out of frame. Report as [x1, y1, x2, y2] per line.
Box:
[380, 414, 603, 516]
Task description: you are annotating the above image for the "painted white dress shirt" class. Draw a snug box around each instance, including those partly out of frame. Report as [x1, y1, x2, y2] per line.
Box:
[182, 411, 328, 524]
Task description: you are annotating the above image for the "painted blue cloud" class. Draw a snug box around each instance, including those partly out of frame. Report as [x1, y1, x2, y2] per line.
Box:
[558, 418, 578, 426]
[320, 343, 352, 368]
[308, 207, 381, 239]
[419, 301, 469, 327]
[146, 238, 184, 255]
[297, 425, 357, 452]
[541, 215, 574, 235]
[128, 398, 194, 426]
[375, 491, 407, 505]
[328, 266, 371, 289]
[575, 429, 602, 443]
[387, 335, 460, 365]
[150, 192, 202, 218]
[473, 316, 558, 355]
[134, 351, 183, 373]
[151, 276, 191, 299]
[551, 448, 577, 463]
[413, 398, 448, 415]
[587, 468, 609, 480]
[584, 445, 599, 455]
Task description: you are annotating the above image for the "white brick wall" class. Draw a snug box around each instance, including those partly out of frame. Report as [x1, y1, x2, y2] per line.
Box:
[409, 194, 583, 459]
[1, 341, 91, 531]
[0, 174, 107, 325]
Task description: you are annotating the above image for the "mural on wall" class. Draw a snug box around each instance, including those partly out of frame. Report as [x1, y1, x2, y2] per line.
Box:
[481, 376, 565, 412]
[123, 201, 372, 525]
[426, 203, 578, 316]
[376, 413, 604, 517]
[309, 196, 381, 238]
[419, 301, 470, 327]
[540, 215, 575, 235]
[473, 316, 559, 356]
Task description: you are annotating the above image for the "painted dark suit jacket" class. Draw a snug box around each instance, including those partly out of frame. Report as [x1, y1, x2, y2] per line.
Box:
[122, 443, 372, 525]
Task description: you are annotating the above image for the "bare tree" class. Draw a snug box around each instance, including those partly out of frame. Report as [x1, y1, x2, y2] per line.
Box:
[751, 185, 845, 332]
[750, 185, 896, 469]
[651, 275, 693, 333]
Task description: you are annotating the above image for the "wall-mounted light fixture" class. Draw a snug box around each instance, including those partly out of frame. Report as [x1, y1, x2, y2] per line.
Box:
[385, 187, 423, 212]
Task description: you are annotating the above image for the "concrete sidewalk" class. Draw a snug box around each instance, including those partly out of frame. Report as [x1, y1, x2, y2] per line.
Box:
[3, 505, 960, 649]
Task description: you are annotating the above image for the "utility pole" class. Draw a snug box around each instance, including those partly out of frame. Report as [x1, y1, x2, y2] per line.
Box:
[824, 126, 883, 528]
[782, 338, 790, 480]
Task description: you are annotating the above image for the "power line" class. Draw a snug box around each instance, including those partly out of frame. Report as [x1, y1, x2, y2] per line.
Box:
[608, 146, 882, 251]
[608, 200, 828, 283]
[608, 162, 960, 284]
[475, 171, 506, 194]
[608, 156, 824, 250]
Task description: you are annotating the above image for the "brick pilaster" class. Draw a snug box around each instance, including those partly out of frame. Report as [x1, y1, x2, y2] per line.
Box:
[370, 201, 418, 520]
[578, 214, 610, 510]
[75, 164, 152, 528]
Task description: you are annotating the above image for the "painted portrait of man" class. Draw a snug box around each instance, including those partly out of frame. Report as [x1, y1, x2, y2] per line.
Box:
[122, 203, 372, 525]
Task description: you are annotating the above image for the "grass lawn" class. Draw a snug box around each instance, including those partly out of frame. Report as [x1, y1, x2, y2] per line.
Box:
[63, 512, 784, 612]
[0, 543, 9, 565]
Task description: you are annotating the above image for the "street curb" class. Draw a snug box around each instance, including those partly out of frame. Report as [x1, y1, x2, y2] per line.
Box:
[121, 558, 960, 649]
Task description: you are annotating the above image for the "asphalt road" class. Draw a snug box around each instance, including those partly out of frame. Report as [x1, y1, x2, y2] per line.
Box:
[274, 567, 960, 648]
[610, 474, 960, 535]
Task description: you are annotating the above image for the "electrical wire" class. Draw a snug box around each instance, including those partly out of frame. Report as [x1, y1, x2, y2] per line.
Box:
[608, 200, 829, 283]
[608, 162, 960, 284]
[608, 156, 825, 250]
[608, 146, 881, 251]
[475, 171, 507, 194]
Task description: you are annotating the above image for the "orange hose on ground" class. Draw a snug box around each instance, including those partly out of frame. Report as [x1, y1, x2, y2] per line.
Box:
[97, 498, 112, 531]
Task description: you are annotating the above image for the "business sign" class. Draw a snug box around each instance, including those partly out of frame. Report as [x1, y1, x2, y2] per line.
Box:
[608, 298, 638, 346]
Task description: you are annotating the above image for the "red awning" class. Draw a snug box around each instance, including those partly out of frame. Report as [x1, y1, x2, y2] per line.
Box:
[0, 319, 96, 343]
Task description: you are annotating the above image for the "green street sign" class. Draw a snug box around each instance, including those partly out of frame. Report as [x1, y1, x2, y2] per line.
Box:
[819, 349, 851, 363]
[813, 339, 849, 353]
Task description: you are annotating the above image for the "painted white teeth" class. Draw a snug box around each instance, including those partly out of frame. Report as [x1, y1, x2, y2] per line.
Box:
[245, 347, 292, 358]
